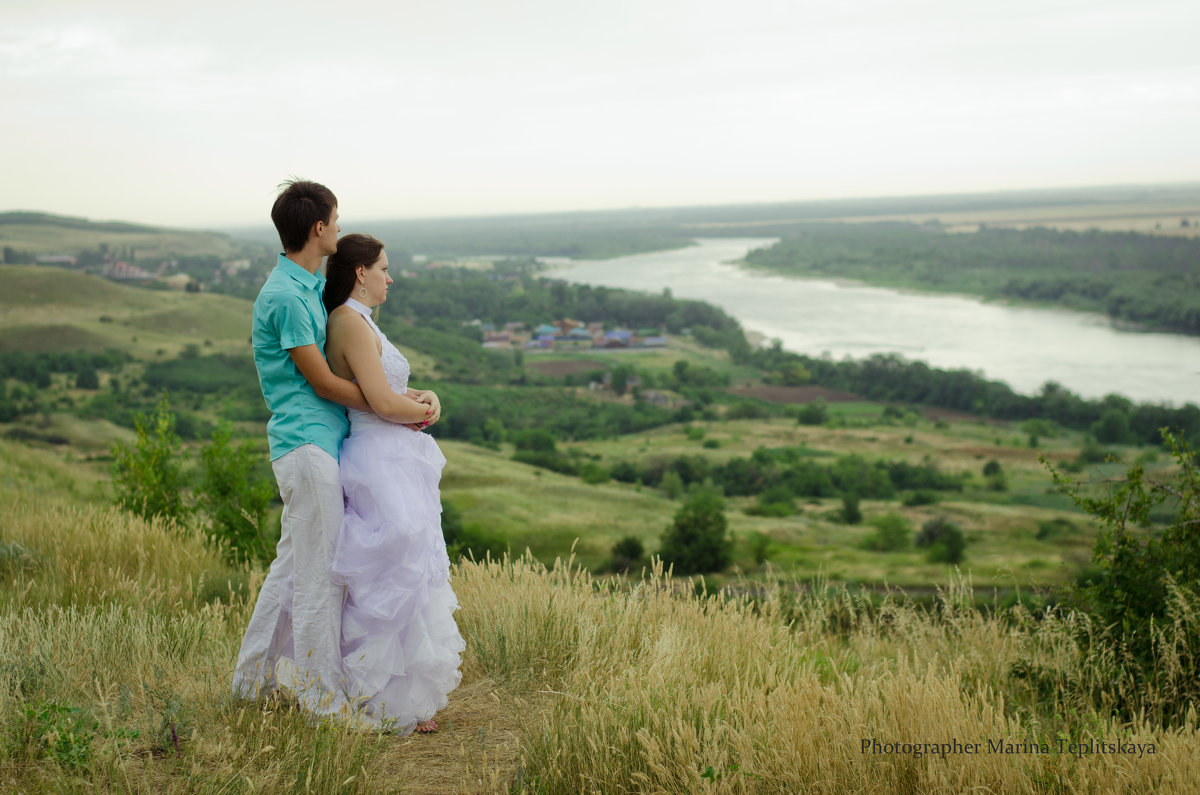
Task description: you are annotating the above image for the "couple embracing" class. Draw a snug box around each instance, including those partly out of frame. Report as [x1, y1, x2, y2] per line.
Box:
[231, 179, 463, 734]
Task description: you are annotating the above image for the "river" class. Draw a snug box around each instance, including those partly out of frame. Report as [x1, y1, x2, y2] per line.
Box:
[544, 238, 1200, 407]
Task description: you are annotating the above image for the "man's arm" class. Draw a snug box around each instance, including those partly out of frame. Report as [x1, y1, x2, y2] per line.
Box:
[288, 344, 371, 412]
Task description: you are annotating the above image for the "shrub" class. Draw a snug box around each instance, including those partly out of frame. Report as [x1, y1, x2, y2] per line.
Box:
[901, 489, 938, 507]
[915, 517, 965, 564]
[658, 489, 732, 575]
[746, 484, 795, 517]
[74, 368, 99, 390]
[982, 459, 1003, 477]
[1045, 429, 1200, 662]
[609, 536, 645, 573]
[197, 424, 276, 563]
[796, 400, 828, 425]
[745, 531, 771, 564]
[110, 394, 190, 524]
[861, 512, 912, 552]
[839, 493, 862, 525]
[609, 459, 640, 483]
[1035, 517, 1074, 540]
[1076, 441, 1113, 465]
[513, 428, 558, 452]
[441, 499, 508, 561]
[580, 463, 610, 484]
[659, 470, 684, 499]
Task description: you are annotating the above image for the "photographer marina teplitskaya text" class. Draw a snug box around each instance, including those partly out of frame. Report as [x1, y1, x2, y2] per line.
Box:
[861, 737, 1157, 760]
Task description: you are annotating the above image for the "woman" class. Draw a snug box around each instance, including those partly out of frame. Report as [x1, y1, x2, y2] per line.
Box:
[322, 233, 464, 734]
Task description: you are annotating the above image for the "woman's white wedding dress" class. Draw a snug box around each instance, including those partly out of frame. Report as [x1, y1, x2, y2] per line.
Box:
[330, 298, 465, 732]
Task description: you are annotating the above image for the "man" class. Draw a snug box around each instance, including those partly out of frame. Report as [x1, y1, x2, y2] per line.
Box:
[231, 179, 387, 717]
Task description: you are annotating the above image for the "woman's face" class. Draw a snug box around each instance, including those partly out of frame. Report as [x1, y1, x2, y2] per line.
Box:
[357, 251, 392, 307]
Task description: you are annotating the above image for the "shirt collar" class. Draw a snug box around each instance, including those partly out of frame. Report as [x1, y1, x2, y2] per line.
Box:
[277, 253, 325, 290]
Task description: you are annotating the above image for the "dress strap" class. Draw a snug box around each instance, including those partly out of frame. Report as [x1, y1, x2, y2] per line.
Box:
[342, 297, 374, 320]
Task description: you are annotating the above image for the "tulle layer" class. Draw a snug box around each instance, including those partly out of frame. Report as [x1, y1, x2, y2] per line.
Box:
[330, 424, 464, 732]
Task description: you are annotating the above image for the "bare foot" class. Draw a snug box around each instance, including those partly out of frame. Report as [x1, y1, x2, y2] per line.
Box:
[416, 719, 438, 733]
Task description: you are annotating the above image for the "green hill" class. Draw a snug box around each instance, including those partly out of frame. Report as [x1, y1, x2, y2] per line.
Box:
[0, 265, 252, 356]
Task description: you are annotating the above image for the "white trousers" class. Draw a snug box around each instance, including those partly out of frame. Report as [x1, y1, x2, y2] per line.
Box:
[231, 444, 348, 715]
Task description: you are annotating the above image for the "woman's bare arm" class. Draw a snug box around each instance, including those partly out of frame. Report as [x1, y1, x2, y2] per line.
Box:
[335, 315, 434, 425]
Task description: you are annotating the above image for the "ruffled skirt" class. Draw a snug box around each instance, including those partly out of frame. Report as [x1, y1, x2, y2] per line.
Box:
[331, 423, 464, 732]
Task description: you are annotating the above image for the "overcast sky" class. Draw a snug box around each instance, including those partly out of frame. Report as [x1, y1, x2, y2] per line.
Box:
[2, 0, 1197, 228]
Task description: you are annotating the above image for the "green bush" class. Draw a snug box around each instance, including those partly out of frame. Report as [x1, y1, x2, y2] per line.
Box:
[901, 489, 938, 506]
[197, 424, 276, 563]
[1046, 430, 1200, 661]
[658, 489, 732, 575]
[441, 500, 508, 561]
[861, 512, 912, 552]
[609, 535, 645, 573]
[659, 470, 684, 499]
[839, 493, 862, 525]
[746, 484, 795, 517]
[745, 531, 772, 565]
[110, 394, 190, 523]
[915, 517, 965, 564]
[579, 462, 610, 484]
[795, 400, 828, 425]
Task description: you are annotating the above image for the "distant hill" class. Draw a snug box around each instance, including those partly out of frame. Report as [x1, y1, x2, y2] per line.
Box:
[0, 211, 269, 261]
[0, 211, 164, 234]
[0, 265, 252, 356]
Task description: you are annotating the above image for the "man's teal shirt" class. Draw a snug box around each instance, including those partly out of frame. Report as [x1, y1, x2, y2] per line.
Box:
[252, 254, 349, 461]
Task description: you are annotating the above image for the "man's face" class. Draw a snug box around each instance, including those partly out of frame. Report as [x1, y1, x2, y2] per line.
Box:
[316, 207, 340, 256]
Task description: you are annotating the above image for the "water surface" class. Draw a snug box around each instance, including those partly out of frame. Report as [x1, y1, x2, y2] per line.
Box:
[545, 238, 1200, 406]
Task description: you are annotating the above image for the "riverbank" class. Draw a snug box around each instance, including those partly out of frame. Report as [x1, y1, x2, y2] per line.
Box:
[739, 224, 1200, 338]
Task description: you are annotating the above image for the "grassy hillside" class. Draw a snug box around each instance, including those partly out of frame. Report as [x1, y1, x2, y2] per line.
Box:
[0, 265, 252, 356]
[1, 438, 1197, 792]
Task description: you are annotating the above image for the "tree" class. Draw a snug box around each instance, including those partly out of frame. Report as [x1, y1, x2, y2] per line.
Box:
[658, 489, 732, 575]
[197, 423, 276, 562]
[110, 394, 190, 523]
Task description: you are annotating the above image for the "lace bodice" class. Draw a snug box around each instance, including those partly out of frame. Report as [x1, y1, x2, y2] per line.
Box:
[342, 299, 411, 431]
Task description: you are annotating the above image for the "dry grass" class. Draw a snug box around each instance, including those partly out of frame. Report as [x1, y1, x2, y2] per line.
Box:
[2, 442, 1199, 792]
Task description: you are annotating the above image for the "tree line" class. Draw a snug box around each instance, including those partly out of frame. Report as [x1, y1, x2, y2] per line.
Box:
[744, 223, 1200, 335]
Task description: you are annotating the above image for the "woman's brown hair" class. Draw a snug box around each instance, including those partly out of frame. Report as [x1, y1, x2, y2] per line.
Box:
[323, 233, 385, 314]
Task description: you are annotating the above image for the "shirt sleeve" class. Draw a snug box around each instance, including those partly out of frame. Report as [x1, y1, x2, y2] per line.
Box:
[273, 292, 318, 350]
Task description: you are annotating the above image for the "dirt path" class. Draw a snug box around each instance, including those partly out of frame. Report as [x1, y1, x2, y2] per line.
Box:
[366, 677, 535, 793]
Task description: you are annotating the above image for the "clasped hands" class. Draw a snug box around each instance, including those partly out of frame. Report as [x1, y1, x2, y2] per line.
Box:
[404, 389, 441, 431]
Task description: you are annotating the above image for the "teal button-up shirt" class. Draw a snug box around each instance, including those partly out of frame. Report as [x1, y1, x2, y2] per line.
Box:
[252, 254, 349, 461]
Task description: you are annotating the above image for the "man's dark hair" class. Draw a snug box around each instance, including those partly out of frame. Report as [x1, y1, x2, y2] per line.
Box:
[324, 233, 385, 314]
[271, 179, 337, 254]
